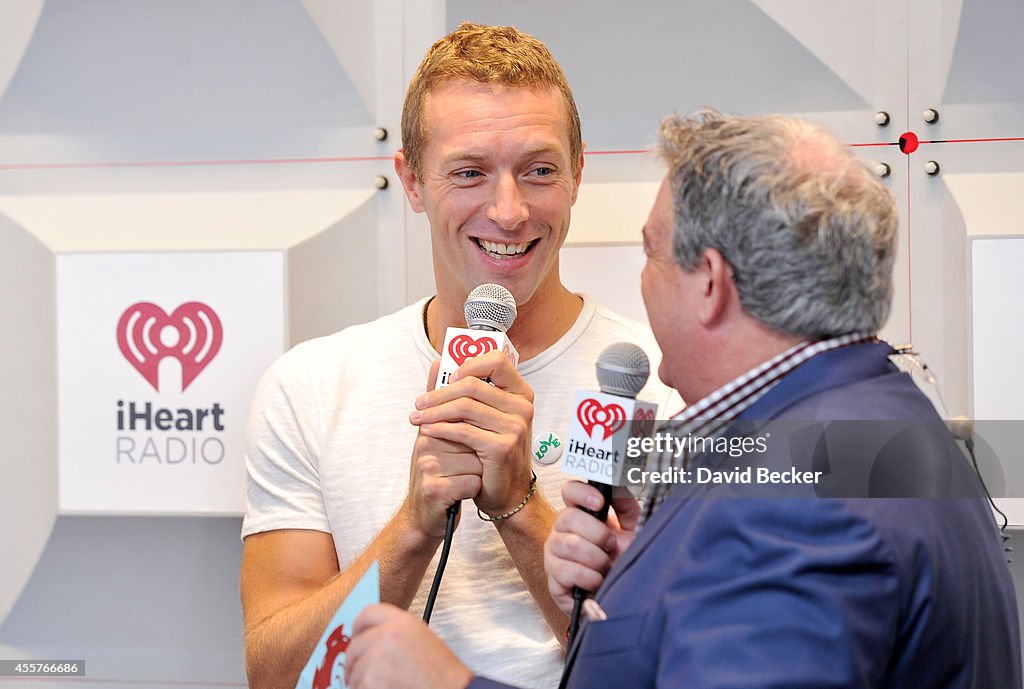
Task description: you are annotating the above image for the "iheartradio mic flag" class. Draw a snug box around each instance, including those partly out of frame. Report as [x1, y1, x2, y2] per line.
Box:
[296, 561, 379, 689]
[562, 390, 657, 485]
[436, 328, 519, 389]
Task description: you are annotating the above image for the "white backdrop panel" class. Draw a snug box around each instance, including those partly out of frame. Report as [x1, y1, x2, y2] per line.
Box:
[971, 238, 1024, 421]
[971, 237, 1024, 526]
[57, 251, 284, 515]
[559, 244, 648, 325]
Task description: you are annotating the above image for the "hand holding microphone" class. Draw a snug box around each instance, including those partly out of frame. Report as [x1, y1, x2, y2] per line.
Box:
[409, 284, 536, 624]
[408, 284, 535, 520]
[545, 479, 641, 619]
[545, 342, 656, 642]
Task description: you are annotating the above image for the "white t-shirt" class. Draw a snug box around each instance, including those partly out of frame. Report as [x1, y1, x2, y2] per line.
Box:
[243, 295, 679, 688]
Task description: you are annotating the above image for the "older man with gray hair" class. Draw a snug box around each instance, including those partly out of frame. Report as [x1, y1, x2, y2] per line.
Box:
[343, 111, 1021, 689]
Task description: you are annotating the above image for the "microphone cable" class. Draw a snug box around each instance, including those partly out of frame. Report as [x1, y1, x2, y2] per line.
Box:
[567, 589, 585, 649]
[963, 436, 1011, 559]
[422, 503, 458, 624]
[889, 345, 1010, 558]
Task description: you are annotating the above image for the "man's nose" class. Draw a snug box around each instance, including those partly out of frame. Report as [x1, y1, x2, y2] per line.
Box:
[486, 174, 529, 230]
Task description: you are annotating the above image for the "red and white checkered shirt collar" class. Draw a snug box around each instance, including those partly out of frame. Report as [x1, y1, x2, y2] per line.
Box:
[641, 332, 877, 523]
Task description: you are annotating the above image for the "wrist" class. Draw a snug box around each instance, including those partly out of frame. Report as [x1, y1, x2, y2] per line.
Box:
[395, 500, 444, 552]
[477, 472, 538, 524]
[491, 485, 555, 536]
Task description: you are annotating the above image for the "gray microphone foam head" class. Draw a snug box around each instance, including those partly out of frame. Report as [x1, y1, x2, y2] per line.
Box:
[464, 283, 517, 332]
[596, 342, 650, 398]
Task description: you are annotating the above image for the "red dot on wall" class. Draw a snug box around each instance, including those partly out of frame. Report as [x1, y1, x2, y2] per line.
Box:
[898, 131, 920, 154]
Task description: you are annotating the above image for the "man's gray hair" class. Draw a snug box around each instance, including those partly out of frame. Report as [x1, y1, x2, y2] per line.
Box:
[657, 110, 898, 338]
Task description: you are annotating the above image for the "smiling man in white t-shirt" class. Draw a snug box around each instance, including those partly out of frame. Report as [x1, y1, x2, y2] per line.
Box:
[239, 22, 676, 689]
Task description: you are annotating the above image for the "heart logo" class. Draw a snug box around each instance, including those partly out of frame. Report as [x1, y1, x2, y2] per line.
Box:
[117, 302, 223, 392]
[631, 408, 656, 439]
[448, 334, 497, 366]
[577, 398, 627, 441]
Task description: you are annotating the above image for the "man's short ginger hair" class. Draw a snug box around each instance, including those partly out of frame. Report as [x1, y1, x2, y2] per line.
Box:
[401, 22, 583, 180]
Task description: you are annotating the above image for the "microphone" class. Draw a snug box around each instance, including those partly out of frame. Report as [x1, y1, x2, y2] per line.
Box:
[561, 342, 657, 645]
[436, 284, 519, 389]
[589, 343, 653, 519]
[437, 284, 518, 518]
[422, 284, 519, 624]
[464, 283, 517, 333]
[562, 342, 657, 517]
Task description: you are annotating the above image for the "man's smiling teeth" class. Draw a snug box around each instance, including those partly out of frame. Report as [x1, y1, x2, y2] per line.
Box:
[477, 239, 534, 259]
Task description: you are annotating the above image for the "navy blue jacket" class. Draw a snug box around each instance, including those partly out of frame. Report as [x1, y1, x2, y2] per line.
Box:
[472, 342, 1021, 689]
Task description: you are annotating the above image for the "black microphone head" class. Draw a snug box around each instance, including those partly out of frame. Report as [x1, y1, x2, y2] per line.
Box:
[596, 342, 650, 398]
[464, 284, 517, 332]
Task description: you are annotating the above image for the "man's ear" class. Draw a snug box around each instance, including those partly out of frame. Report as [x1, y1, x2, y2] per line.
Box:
[697, 248, 736, 326]
[394, 150, 425, 213]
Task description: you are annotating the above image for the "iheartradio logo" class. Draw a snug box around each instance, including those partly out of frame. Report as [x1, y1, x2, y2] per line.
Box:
[117, 302, 223, 392]
[577, 398, 626, 441]
[447, 334, 497, 366]
[631, 408, 656, 439]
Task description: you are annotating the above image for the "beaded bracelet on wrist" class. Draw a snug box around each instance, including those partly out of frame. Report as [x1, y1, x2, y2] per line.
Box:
[477, 471, 538, 522]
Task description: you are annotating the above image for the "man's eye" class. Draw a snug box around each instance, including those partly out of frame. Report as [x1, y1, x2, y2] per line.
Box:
[533, 167, 554, 177]
[456, 170, 482, 179]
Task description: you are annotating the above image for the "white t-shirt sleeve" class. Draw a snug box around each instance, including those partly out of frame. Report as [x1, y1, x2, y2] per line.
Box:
[242, 342, 331, 538]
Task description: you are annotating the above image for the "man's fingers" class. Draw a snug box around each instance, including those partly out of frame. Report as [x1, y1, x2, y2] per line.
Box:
[561, 480, 609, 514]
[413, 373, 532, 421]
[412, 396, 531, 439]
[353, 603, 401, 635]
[413, 450, 483, 505]
[347, 606, 470, 689]
[552, 503, 617, 553]
[562, 481, 640, 534]
[347, 605, 407, 689]
[545, 526, 611, 604]
[546, 527, 615, 574]
[412, 438, 482, 477]
[421, 473, 482, 505]
[416, 419, 518, 455]
[545, 502, 619, 605]
[449, 350, 533, 398]
[547, 556, 607, 598]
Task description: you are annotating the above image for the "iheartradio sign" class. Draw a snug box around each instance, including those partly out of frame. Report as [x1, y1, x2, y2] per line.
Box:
[117, 301, 223, 392]
[561, 390, 658, 484]
[56, 251, 284, 514]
